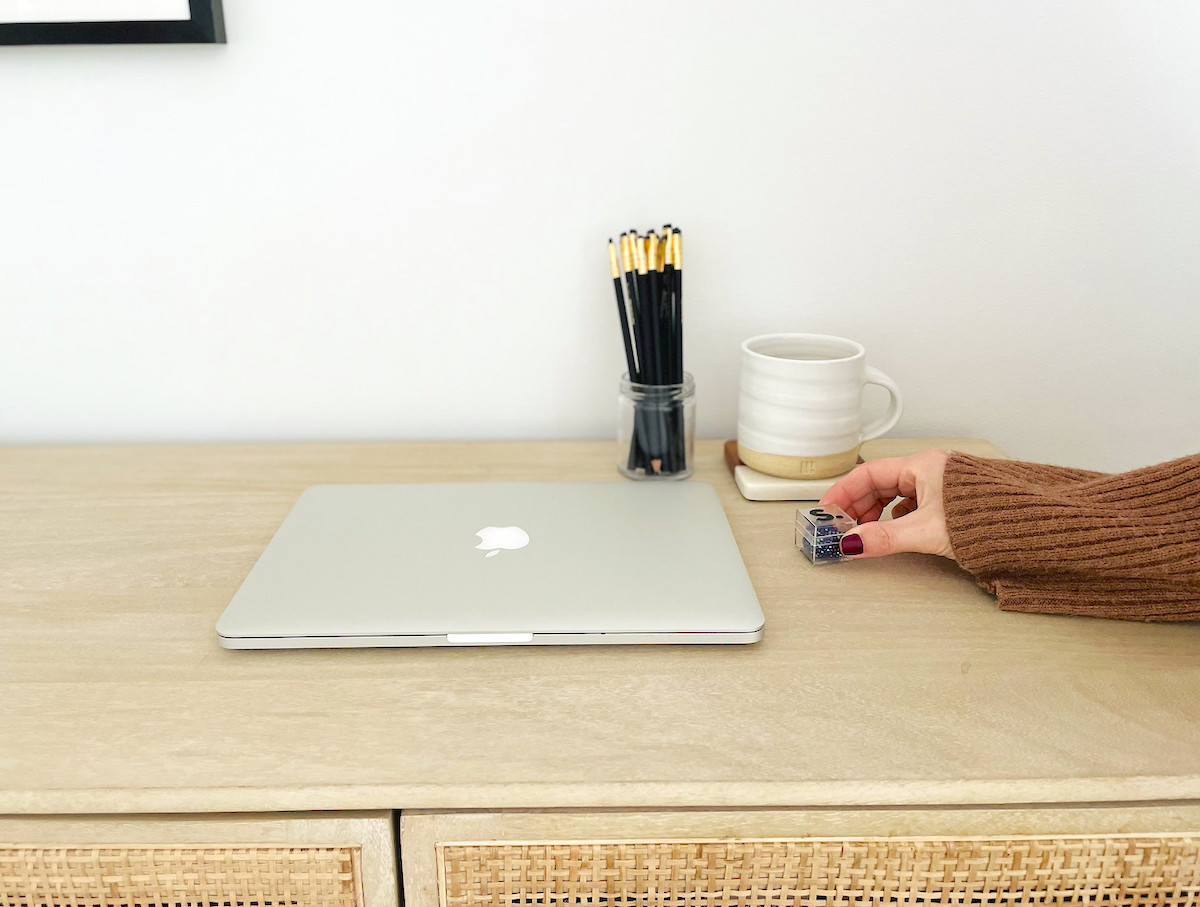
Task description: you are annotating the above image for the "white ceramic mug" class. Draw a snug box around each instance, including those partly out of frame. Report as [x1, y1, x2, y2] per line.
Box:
[737, 333, 903, 479]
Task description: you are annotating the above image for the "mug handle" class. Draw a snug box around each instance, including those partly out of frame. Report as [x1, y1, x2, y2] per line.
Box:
[860, 366, 903, 442]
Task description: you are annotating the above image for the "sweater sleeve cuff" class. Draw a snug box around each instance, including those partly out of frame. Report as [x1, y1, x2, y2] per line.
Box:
[943, 452, 1106, 577]
[991, 575, 1200, 621]
[943, 451, 1200, 612]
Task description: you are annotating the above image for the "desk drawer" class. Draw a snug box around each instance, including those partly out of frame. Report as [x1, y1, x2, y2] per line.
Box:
[403, 807, 1200, 907]
[0, 844, 360, 907]
[438, 837, 1200, 906]
[0, 812, 396, 907]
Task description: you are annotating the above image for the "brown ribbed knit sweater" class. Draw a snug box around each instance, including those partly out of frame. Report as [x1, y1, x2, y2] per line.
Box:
[942, 452, 1200, 621]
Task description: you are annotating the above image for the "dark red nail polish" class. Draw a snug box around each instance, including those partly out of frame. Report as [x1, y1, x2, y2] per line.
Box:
[840, 534, 864, 556]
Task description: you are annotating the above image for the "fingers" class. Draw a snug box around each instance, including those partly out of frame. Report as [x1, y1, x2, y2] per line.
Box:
[819, 450, 954, 560]
[839, 509, 951, 559]
[820, 456, 920, 521]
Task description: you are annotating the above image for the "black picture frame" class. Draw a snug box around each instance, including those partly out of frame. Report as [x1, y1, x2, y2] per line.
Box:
[0, 0, 224, 45]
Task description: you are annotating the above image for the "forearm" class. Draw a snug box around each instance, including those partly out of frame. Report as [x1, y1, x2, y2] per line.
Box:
[943, 452, 1200, 592]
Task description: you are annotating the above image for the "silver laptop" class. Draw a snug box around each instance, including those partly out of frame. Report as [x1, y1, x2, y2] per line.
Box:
[216, 481, 763, 649]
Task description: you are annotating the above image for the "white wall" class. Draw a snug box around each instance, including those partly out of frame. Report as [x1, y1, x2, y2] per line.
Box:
[2, 1, 1197, 472]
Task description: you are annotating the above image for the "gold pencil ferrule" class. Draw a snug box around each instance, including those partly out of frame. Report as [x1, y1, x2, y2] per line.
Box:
[672, 230, 682, 270]
[647, 233, 660, 272]
[632, 234, 647, 274]
[620, 234, 633, 273]
[608, 241, 621, 279]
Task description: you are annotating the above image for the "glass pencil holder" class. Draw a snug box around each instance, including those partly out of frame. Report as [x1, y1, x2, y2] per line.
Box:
[617, 372, 695, 480]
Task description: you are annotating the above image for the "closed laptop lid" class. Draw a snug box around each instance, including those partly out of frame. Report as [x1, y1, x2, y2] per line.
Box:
[216, 481, 763, 645]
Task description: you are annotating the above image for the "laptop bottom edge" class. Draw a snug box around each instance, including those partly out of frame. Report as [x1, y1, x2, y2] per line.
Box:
[217, 628, 764, 650]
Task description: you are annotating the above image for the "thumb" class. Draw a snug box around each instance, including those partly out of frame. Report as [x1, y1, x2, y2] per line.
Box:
[839, 511, 947, 559]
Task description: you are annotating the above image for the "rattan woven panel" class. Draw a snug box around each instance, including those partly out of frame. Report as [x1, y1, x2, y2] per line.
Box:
[0, 845, 362, 907]
[437, 837, 1200, 906]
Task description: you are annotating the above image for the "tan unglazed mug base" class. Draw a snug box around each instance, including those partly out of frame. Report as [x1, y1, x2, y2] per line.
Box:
[737, 443, 862, 480]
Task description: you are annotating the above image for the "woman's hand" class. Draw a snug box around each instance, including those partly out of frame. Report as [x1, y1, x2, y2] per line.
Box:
[819, 449, 954, 559]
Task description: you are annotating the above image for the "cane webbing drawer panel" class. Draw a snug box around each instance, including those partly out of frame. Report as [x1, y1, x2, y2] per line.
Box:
[0, 844, 362, 907]
[437, 836, 1200, 906]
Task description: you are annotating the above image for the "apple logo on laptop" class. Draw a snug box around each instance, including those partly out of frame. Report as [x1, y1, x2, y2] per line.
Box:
[475, 526, 530, 558]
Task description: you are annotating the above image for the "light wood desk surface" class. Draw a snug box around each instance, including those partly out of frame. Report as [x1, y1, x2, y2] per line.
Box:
[2, 438, 1199, 816]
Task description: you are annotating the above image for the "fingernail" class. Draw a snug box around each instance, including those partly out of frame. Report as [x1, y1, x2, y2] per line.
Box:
[840, 534, 864, 556]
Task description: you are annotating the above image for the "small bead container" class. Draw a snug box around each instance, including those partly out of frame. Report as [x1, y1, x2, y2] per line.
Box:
[795, 504, 858, 565]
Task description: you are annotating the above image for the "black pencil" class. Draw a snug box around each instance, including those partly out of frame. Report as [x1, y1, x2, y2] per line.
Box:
[632, 232, 653, 382]
[646, 231, 664, 386]
[655, 228, 678, 472]
[661, 226, 677, 384]
[672, 228, 683, 383]
[609, 238, 637, 381]
[619, 233, 647, 470]
[619, 234, 640, 381]
[649, 231, 676, 471]
[672, 225, 691, 467]
[635, 232, 666, 473]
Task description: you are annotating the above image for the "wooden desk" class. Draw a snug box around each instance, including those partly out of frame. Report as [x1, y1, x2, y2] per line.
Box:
[3, 439, 1200, 907]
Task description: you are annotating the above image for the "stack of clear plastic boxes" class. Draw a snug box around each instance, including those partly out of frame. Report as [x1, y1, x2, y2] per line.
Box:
[795, 504, 858, 565]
